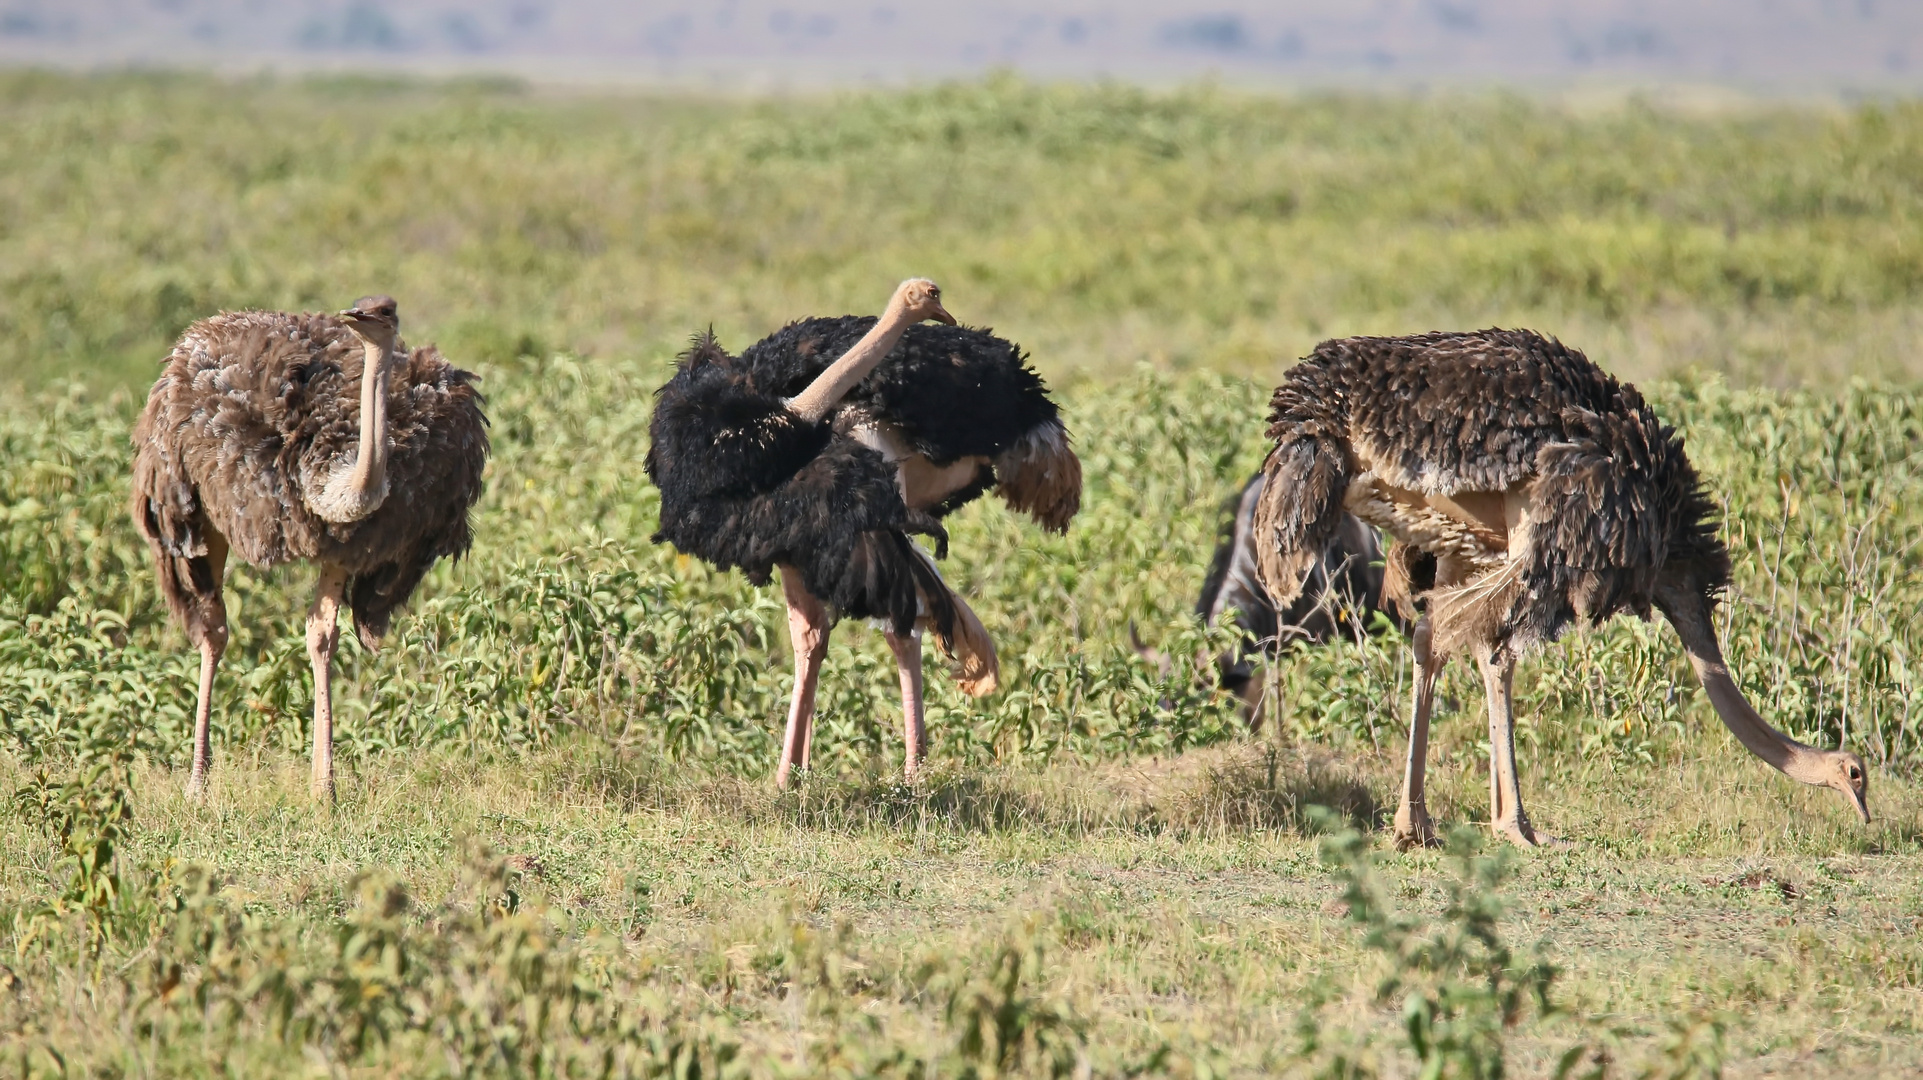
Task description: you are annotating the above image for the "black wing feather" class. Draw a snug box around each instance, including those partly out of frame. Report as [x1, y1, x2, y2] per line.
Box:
[646, 341, 950, 635]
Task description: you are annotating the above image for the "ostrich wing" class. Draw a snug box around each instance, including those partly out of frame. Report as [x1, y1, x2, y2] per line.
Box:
[1335, 329, 1622, 496]
[734, 318, 1080, 529]
[1525, 402, 1727, 627]
[739, 318, 1061, 462]
[648, 357, 952, 637]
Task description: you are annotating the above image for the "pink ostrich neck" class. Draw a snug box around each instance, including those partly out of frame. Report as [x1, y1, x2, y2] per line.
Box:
[1669, 598, 1829, 784]
[310, 334, 394, 523]
[785, 292, 921, 423]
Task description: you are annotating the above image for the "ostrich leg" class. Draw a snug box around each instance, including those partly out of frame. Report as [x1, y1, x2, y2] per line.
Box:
[186, 636, 224, 799]
[777, 566, 830, 790]
[1478, 645, 1558, 848]
[307, 564, 348, 803]
[885, 630, 927, 781]
[185, 618, 229, 800]
[183, 533, 230, 801]
[1392, 617, 1440, 849]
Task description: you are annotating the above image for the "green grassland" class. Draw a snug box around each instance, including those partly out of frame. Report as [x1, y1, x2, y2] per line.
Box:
[2, 73, 1922, 1077]
[9, 72, 1923, 391]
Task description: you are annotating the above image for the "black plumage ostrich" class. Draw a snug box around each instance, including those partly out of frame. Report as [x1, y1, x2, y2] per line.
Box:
[1191, 473, 1404, 727]
[647, 279, 1081, 787]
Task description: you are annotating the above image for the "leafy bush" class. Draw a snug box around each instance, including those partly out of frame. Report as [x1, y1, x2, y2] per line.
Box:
[3, 366, 1920, 781]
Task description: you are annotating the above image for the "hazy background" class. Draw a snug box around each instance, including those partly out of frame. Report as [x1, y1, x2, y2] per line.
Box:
[3, 0, 1920, 93]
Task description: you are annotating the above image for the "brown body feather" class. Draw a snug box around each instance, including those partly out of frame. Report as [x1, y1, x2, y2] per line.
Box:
[1255, 328, 1725, 659]
[131, 310, 489, 650]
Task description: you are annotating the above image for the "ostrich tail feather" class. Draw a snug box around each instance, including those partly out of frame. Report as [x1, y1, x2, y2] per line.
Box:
[1252, 434, 1350, 611]
[905, 544, 999, 696]
[941, 593, 1000, 697]
[994, 422, 1082, 534]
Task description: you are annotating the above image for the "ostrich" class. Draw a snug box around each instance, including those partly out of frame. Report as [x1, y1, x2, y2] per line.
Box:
[1131, 479, 1400, 724]
[647, 279, 1080, 788]
[131, 296, 488, 801]
[1253, 328, 1869, 848]
[1192, 474, 1404, 727]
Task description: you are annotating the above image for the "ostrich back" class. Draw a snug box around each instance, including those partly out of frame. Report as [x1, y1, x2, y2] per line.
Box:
[738, 317, 1062, 468]
[131, 309, 489, 644]
[1258, 328, 1729, 654]
[645, 333, 960, 639]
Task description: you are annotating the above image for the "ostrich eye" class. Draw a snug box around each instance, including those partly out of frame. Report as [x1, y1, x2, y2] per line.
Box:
[1849, 765, 1862, 780]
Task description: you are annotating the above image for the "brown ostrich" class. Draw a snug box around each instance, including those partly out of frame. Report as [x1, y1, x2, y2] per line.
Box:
[1253, 329, 1869, 848]
[647, 279, 1080, 788]
[131, 296, 488, 801]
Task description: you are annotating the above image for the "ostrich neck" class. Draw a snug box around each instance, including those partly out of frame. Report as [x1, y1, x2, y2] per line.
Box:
[1666, 596, 1828, 784]
[349, 337, 392, 499]
[309, 337, 393, 524]
[785, 302, 917, 423]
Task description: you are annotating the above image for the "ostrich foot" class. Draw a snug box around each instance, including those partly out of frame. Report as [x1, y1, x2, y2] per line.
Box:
[1392, 801, 1440, 850]
[311, 772, 337, 806]
[185, 772, 208, 803]
[775, 763, 806, 791]
[1492, 817, 1566, 849]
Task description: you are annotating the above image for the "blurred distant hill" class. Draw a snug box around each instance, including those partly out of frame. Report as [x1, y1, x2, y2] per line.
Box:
[1, 0, 1919, 92]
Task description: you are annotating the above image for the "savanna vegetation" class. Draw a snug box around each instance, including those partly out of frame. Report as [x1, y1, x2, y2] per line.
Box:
[1, 72, 1921, 1076]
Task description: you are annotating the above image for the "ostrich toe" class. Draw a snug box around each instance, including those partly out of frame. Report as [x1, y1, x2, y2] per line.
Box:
[1392, 802, 1440, 850]
[1492, 817, 1567, 849]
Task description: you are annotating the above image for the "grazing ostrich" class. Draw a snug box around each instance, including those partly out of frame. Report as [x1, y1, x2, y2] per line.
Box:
[131, 296, 488, 801]
[1253, 329, 1869, 848]
[1191, 473, 1404, 728]
[647, 279, 1081, 788]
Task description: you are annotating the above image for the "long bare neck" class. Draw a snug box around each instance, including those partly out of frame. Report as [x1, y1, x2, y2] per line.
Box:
[350, 336, 392, 496]
[1664, 592, 1828, 783]
[308, 336, 394, 523]
[785, 300, 918, 423]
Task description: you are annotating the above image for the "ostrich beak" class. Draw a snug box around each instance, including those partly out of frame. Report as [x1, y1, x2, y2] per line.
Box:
[1844, 783, 1871, 824]
[928, 302, 957, 325]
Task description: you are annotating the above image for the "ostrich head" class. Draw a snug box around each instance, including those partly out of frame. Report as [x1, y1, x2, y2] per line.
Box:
[784, 278, 958, 423]
[1819, 749, 1871, 823]
[339, 295, 401, 350]
[893, 278, 956, 326]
